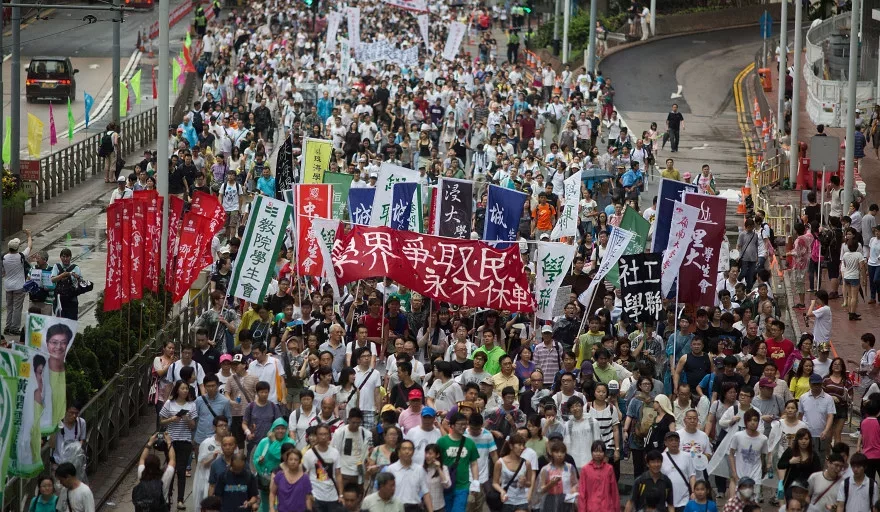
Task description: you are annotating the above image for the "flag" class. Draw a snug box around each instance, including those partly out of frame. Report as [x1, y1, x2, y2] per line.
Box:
[164, 195, 186, 293]
[433, 177, 473, 238]
[660, 200, 699, 297]
[26, 113, 43, 158]
[83, 92, 94, 128]
[550, 170, 583, 240]
[295, 184, 332, 276]
[535, 241, 577, 320]
[390, 182, 418, 231]
[134, 190, 163, 293]
[120, 81, 129, 118]
[619, 253, 664, 322]
[417, 13, 430, 50]
[312, 218, 342, 298]
[189, 191, 226, 269]
[105, 201, 127, 311]
[322, 171, 354, 220]
[66, 98, 74, 140]
[483, 184, 528, 248]
[325, 11, 343, 52]
[228, 195, 293, 303]
[2, 117, 10, 163]
[151, 67, 158, 99]
[172, 59, 181, 94]
[578, 226, 636, 307]
[348, 188, 375, 225]
[652, 178, 698, 252]
[275, 135, 294, 199]
[442, 21, 467, 61]
[678, 193, 727, 306]
[129, 198, 147, 300]
[183, 45, 196, 73]
[408, 186, 424, 233]
[300, 137, 334, 183]
[171, 212, 211, 302]
[184, 30, 192, 49]
[0, 353, 18, 504]
[606, 206, 651, 288]
[346, 7, 361, 48]
[48, 103, 57, 146]
[131, 69, 142, 105]
[370, 163, 420, 226]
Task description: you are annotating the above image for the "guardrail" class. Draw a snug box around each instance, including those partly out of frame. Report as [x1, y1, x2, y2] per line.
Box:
[1, 284, 213, 512]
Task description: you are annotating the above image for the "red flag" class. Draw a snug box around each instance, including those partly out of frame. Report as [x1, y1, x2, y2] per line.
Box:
[189, 190, 226, 268]
[295, 184, 332, 276]
[104, 202, 127, 311]
[49, 102, 58, 146]
[182, 46, 196, 73]
[135, 190, 163, 293]
[427, 187, 439, 235]
[152, 66, 158, 100]
[129, 197, 147, 300]
[165, 195, 186, 293]
[172, 212, 210, 302]
[678, 194, 727, 306]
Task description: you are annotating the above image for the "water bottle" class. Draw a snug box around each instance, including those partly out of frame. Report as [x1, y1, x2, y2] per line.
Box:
[236, 396, 241, 403]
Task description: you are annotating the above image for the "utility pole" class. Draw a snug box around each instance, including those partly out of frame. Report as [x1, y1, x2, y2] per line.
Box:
[777, 0, 787, 138]
[843, 0, 860, 207]
[562, 0, 570, 63]
[158, 0, 170, 262]
[11, 5, 20, 175]
[587, 0, 597, 74]
[650, 0, 656, 37]
[552, 0, 560, 55]
[112, 0, 122, 124]
[789, 0, 803, 186]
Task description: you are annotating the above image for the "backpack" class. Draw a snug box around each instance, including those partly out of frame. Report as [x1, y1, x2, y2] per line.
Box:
[99, 131, 115, 157]
[811, 237, 821, 263]
[634, 397, 657, 438]
[762, 222, 775, 247]
[53, 263, 78, 298]
[843, 476, 875, 510]
[131, 479, 168, 512]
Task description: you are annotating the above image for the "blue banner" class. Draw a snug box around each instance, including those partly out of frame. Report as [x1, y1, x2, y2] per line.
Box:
[83, 92, 94, 129]
[348, 187, 376, 225]
[652, 178, 698, 253]
[483, 184, 528, 249]
[390, 182, 417, 231]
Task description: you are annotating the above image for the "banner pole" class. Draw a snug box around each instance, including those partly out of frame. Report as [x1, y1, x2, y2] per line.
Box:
[212, 290, 231, 351]
[673, 280, 680, 377]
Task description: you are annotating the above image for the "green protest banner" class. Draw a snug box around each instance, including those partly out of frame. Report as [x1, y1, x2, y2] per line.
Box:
[322, 171, 354, 220]
[0, 349, 20, 503]
[607, 206, 650, 288]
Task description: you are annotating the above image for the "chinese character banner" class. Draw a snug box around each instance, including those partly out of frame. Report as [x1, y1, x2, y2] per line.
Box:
[535, 242, 577, 320]
[229, 195, 294, 303]
[678, 193, 727, 306]
[433, 177, 473, 239]
[619, 253, 663, 322]
[296, 184, 332, 277]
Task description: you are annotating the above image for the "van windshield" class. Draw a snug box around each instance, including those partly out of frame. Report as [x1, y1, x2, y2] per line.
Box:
[30, 60, 68, 77]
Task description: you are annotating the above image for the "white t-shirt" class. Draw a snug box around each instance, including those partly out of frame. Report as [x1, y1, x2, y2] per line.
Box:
[288, 407, 317, 448]
[220, 182, 243, 212]
[406, 426, 442, 466]
[58, 483, 96, 512]
[808, 471, 844, 512]
[353, 366, 381, 412]
[331, 426, 372, 476]
[427, 379, 464, 413]
[302, 445, 341, 502]
[842, 250, 865, 279]
[661, 450, 696, 508]
[728, 430, 769, 482]
[137, 464, 175, 496]
[812, 305, 832, 343]
[677, 428, 713, 457]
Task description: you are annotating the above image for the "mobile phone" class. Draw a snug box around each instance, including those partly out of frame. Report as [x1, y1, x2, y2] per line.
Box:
[176, 409, 188, 417]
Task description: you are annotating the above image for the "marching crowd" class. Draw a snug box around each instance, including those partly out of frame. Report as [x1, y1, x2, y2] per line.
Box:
[31, 0, 873, 511]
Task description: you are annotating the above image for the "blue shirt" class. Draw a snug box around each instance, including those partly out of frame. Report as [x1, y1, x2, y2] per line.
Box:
[317, 98, 334, 122]
[194, 394, 233, 443]
[621, 170, 636, 188]
[256, 176, 275, 197]
[684, 499, 718, 512]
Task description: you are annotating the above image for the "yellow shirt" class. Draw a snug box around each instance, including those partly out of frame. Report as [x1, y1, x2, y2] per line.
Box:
[493, 372, 520, 397]
[660, 168, 681, 181]
[789, 376, 811, 398]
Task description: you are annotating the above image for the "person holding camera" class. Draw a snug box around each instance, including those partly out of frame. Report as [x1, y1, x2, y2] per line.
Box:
[133, 432, 177, 511]
[159, 380, 198, 510]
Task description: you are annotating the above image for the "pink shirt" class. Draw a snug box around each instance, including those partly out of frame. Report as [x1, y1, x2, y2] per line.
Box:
[862, 417, 880, 459]
[398, 408, 423, 434]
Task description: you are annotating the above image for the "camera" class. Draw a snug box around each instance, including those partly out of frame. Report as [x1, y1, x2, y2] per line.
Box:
[153, 435, 169, 452]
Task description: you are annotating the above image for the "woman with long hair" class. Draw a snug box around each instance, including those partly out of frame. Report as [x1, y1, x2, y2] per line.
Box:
[615, 338, 635, 372]
[492, 434, 533, 512]
[593, 211, 610, 238]
[334, 367, 357, 421]
[777, 428, 822, 499]
[424, 443, 451, 512]
[747, 341, 771, 387]
[366, 425, 402, 489]
[774, 399, 808, 502]
[136, 432, 176, 503]
[783, 334, 814, 378]
[159, 380, 196, 510]
[526, 414, 547, 459]
[704, 382, 738, 496]
[269, 447, 312, 512]
[151, 341, 177, 430]
[823, 357, 853, 445]
[789, 358, 815, 399]
[418, 308, 453, 363]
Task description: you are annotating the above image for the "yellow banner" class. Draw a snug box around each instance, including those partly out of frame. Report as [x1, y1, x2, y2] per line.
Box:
[301, 137, 334, 184]
[27, 113, 43, 158]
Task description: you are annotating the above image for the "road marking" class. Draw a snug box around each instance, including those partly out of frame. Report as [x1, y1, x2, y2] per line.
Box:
[671, 85, 683, 99]
[690, 143, 709, 150]
[89, 64, 100, 69]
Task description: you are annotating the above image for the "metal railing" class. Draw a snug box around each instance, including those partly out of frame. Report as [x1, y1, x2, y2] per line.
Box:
[1, 284, 213, 512]
[758, 194, 796, 239]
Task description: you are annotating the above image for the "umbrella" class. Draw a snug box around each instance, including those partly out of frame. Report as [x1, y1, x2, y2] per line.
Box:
[580, 168, 613, 181]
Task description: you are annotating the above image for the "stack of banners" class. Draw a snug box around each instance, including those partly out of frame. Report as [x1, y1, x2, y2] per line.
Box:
[483, 185, 528, 248]
[606, 206, 651, 287]
[417, 13, 430, 50]
[550, 170, 583, 240]
[325, 11, 344, 52]
[295, 184, 332, 277]
[274, 135, 295, 200]
[390, 182, 418, 231]
[316, 222, 537, 311]
[535, 242, 577, 320]
[0, 351, 16, 503]
[370, 163, 420, 226]
[311, 218, 343, 298]
[105, 200, 131, 311]
[442, 21, 467, 61]
[164, 195, 186, 292]
[652, 178, 698, 253]
[170, 193, 225, 302]
[383, 0, 428, 11]
[678, 193, 727, 306]
[354, 41, 419, 67]
[322, 171, 354, 220]
[346, 7, 361, 48]
[128, 196, 147, 300]
[134, 190, 164, 293]
[301, 137, 334, 184]
[432, 178, 473, 239]
[577, 226, 636, 307]
[660, 201, 699, 297]
[349, 188, 376, 225]
[229, 195, 294, 303]
[619, 253, 663, 322]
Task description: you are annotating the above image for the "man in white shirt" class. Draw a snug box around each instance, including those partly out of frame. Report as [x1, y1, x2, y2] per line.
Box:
[302, 425, 343, 508]
[836, 453, 875, 512]
[661, 431, 696, 510]
[385, 439, 432, 511]
[406, 407, 442, 465]
[798, 373, 837, 461]
[247, 343, 286, 404]
[56, 462, 95, 512]
[353, 347, 382, 430]
[331, 408, 372, 489]
[806, 290, 832, 344]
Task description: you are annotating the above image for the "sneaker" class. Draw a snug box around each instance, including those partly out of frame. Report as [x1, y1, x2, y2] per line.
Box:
[177, 501, 186, 510]
[185, 466, 191, 478]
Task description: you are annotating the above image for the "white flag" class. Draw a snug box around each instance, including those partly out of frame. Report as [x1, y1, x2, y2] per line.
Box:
[383, 0, 428, 11]
[577, 226, 635, 307]
[346, 7, 361, 48]
[228, 196, 293, 303]
[442, 21, 467, 61]
[535, 242, 577, 320]
[370, 163, 421, 226]
[417, 14, 430, 51]
[660, 200, 700, 297]
[550, 170, 582, 240]
[325, 12, 343, 52]
[312, 217, 342, 299]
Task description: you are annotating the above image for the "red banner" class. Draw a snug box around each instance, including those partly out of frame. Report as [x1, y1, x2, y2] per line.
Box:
[165, 195, 186, 291]
[104, 203, 126, 311]
[296, 184, 332, 277]
[678, 194, 727, 306]
[129, 197, 147, 300]
[171, 212, 209, 302]
[135, 190, 163, 293]
[190, 190, 225, 268]
[120, 200, 133, 306]
[330, 225, 536, 312]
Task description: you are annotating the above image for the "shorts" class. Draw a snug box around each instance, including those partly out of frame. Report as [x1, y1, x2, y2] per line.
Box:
[828, 261, 841, 280]
[845, 278, 861, 287]
[224, 210, 240, 229]
[792, 268, 806, 294]
[835, 402, 850, 420]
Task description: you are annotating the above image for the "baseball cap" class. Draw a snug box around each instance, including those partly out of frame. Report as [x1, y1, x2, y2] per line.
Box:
[408, 389, 424, 401]
[758, 377, 777, 388]
[219, 354, 233, 364]
[809, 373, 824, 384]
[421, 407, 437, 417]
[664, 431, 680, 440]
[117, 174, 127, 182]
[818, 342, 831, 352]
[232, 354, 244, 363]
[381, 404, 396, 414]
[458, 401, 476, 410]
[480, 375, 494, 386]
[541, 325, 553, 334]
[539, 233, 550, 240]
[738, 477, 756, 488]
[790, 480, 809, 490]
[608, 380, 620, 392]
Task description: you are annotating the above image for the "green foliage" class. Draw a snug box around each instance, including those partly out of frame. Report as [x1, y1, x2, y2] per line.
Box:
[532, 11, 627, 50]
[65, 285, 172, 407]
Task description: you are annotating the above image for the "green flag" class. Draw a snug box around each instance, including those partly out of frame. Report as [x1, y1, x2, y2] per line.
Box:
[409, 186, 424, 233]
[2, 116, 10, 163]
[131, 69, 142, 105]
[607, 206, 651, 288]
[322, 171, 354, 220]
[66, 98, 74, 140]
[185, 30, 192, 49]
[119, 81, 128, 118]
[172, 59, 181, 94]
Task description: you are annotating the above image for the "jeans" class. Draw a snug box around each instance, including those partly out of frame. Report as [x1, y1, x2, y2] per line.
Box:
[809, 259, 820, 290]
[4, 289, 25, 333]
[314, 501, 342, 512]
[669, 128, 680, 151]
[443, 488, 469, 512]
[870, 265, 880, 300]
[740, 260, 758, 291]
[171, 440, 193, 502]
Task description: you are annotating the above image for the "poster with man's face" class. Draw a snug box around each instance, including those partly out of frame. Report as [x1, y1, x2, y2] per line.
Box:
[26, 314, 78, 433]
[6, 344, 49, 476]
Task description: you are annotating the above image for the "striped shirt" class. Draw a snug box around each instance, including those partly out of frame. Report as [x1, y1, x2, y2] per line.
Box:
[588, 402, 620, 449]
[160, 400, 197, 442]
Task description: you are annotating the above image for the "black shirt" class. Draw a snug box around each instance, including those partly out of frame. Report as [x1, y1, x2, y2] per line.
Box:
[214, 469, 259, 512]
[629, 472, 675, 510]
[266, 293, 294, 317]
[193, 346, 221, 376]
[389, 382, 425, 409]
[667, 111, 684, 130]
[448, 358, 474, 379]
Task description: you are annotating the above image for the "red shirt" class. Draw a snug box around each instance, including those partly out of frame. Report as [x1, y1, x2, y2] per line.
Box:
[765, 337, 794, 373]
[361, 311, 384, 338]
